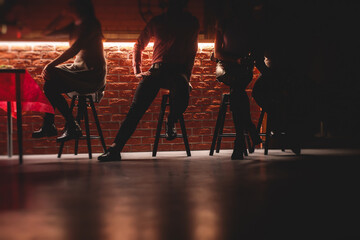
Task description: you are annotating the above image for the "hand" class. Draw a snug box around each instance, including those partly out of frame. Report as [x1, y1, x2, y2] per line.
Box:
[135, 71, 151, 79]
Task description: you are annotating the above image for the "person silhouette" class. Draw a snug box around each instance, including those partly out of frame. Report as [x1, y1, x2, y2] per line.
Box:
[98, 0, 199, 162]
[32, 0, 106, 142]
[214, 0, 267, 160]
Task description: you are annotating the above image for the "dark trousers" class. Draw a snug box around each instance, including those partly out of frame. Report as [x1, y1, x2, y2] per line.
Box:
[225, 64, 256, 148]
[114, 65, 190, 151]
[229, 86, 255, 143]
[43, 65, 105, 124]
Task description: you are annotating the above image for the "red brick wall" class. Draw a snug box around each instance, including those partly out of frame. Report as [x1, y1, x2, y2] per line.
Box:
[0, 41, 262, 155]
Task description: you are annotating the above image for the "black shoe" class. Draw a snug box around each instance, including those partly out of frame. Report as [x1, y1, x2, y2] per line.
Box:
[98, 148, 121, 162]
[56, 121, 82, 142]
[32, 123, 58, 138]
[165, 121, 177, 141]
[231, 148, 244, 160]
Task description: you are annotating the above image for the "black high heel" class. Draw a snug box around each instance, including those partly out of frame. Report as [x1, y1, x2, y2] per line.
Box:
[32, 123, 58, 138]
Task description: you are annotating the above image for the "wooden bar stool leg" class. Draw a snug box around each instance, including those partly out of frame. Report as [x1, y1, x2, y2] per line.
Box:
[82, 97, 92, 159]
[209, 95, 226, 156]
[57, 142, 65, 158]
[58, 96, 77, 158]
[179, 115, 191, 156]
[153, 95, 168, 157]
[89, 97, 106, 152]
[257, 109, 265, 133]
[216, 96, 228, 153]
[264, 113, 270, 155]
[74, 98, 84, 156]
[209, 100, 226, 155]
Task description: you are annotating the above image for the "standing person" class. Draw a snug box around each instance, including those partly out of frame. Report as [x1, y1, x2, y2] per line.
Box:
[214, 0, 267, 160]
[98, 0, 199, 162]
[32, 0, 106, 142]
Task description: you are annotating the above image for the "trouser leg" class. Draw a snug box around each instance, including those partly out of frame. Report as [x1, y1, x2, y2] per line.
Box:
[43, 79, 74, 124]
[167, 73, 190, 122]
[229, 87, 254, 131]
[114, 75, 160, 151]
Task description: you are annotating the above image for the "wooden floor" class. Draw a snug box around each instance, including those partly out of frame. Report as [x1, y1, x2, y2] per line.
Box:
[1, 149, 360, 240]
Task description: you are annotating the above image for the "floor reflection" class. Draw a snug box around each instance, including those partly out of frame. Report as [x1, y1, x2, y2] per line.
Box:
[1, 149, 360, 239]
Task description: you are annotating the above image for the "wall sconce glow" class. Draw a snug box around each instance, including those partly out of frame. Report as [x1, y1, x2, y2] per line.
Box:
[1, 24, 7, 34]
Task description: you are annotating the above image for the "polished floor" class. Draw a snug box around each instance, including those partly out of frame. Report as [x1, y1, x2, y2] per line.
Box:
[1, 148, 360, 240]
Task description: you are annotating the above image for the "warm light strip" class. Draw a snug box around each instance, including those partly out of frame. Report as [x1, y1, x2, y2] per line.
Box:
[0, 41, 214, 49]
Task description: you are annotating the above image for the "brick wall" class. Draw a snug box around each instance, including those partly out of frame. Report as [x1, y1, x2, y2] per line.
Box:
[0, 41, 262, 155]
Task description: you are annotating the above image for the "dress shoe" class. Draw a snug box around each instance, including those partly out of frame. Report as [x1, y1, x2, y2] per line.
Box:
[56, 121, 82, 142]
[32, 123, 58, 138]
[98, 147, 121, 162]
[165, 121, 177, 141]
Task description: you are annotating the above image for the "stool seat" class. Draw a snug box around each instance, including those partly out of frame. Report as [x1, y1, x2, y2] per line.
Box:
[153, 94, 191, 157]
[58, 86, 106, 159]
[66, 86, 105, 103]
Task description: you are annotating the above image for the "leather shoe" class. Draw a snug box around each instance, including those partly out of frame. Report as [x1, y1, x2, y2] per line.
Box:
[32, 124, 57, 138]
[56, 121, 82, 142]
[98, 148, 121, 162]
[165, 121, 177, 141]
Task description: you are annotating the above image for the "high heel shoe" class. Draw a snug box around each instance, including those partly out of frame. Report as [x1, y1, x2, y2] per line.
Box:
[32, 123, 58, 138]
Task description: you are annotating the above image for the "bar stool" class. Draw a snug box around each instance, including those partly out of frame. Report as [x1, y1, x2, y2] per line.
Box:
[209, 93, 252, 156]
[257, 109, 287, 155]
[58, 86, 107, 159]
[153, 94, 191, 157]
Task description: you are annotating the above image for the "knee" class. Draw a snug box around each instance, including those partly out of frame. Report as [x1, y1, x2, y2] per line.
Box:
[173, 75, 190, 95]
[43, 79, 57, 96]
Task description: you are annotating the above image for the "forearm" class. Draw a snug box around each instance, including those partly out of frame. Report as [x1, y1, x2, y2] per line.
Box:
[48, 46, 78, 67]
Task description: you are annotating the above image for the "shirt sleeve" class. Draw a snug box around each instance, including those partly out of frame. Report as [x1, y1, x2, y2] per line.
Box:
[133, 18, 155, 67]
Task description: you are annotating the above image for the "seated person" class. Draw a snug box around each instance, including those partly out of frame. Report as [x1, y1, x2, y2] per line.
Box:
[214, 0, 265, 160]
[98, 0, 199, 162]
[32, 0, 106, 142]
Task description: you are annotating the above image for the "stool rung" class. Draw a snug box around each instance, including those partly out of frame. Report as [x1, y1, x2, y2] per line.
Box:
[153, 94, 191, 157]
[159, 134, 184, 138]
[218, 133, 249, 137]
[78, 135, 101, 140]
[219, 133, 236, 137]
